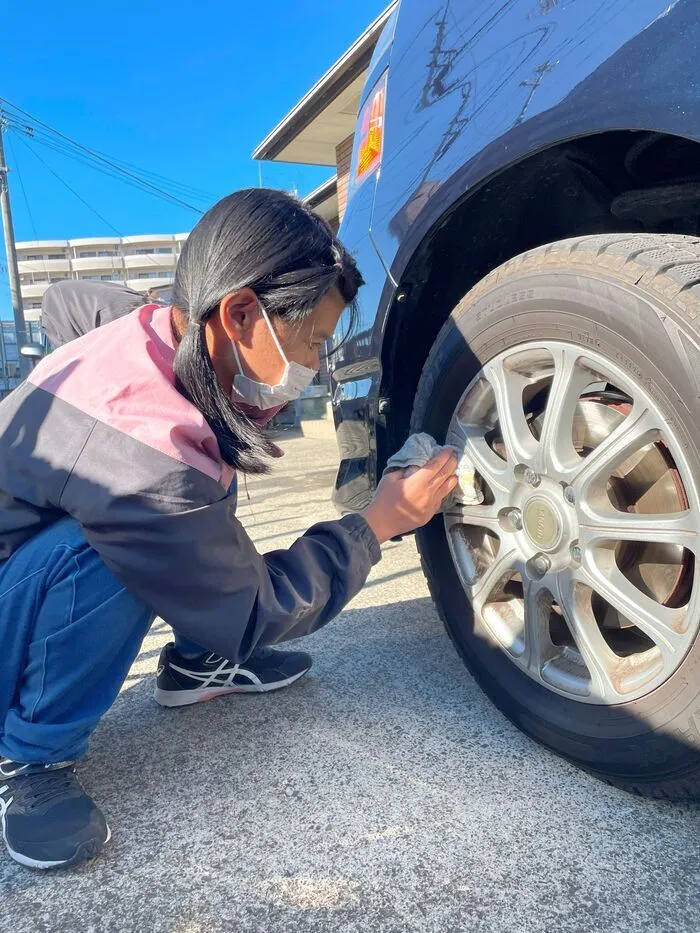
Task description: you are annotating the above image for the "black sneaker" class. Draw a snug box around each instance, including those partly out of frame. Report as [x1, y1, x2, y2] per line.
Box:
[0, 759, 110, 869]
[154, 643, 313, 708]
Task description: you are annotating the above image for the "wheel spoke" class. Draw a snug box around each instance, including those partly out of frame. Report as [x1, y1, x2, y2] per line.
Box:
[570, 403, 661, 490]
[535, 347, 593, 477]
[444, 501, 502, 535]
[522, 577, 553, 676]
[579, 562, 686, 655]
[450, 420, 513, 501]
[482, 359, 537, 466]
[579, 509, 699, 554]
[444, 340, 700, 705]
[469, 546, 520, 613]
[554, 573, 621, 701]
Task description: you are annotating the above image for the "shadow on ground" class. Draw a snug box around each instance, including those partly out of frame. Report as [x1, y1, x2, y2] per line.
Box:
[2, 427, 698, 933]
[2, 592, 698, 933]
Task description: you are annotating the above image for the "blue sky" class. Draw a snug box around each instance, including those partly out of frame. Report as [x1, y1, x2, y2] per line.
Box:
[0, 0, 388, 310]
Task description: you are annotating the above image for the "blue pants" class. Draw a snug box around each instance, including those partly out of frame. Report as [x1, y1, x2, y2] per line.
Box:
[0, 519, 156, 764]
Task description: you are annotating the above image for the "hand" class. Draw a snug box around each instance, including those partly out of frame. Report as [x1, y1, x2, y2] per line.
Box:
[361, 449, 458, 545]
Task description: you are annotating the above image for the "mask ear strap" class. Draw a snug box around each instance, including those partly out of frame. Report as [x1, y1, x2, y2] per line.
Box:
[256, 298, 288, 364]
[230, 338, 246, 375]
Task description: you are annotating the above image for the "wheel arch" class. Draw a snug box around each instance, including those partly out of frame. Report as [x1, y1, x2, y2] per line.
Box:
[377, 129, 700, 471]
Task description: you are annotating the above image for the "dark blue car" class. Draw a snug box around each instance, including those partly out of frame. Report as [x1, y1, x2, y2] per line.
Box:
[332, 0, 700, 798]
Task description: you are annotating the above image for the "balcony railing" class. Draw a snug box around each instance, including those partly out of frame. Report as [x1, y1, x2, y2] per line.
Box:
[17, 258, 72, 274]
[123, 253, 176, 270]
[70, 256, 125, 272]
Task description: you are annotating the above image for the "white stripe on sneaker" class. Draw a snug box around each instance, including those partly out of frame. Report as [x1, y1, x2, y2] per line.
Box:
[154, 667, 308, 707]
[0, 786, 14, 819]
[0, 763, 29, 779]
[168, 658, 242, 689]
[234, 667, 262, 687]
[1, 813, 111, 870]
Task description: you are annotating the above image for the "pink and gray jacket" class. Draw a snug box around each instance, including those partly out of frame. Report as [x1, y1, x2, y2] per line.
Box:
[0, 282, 380, 660]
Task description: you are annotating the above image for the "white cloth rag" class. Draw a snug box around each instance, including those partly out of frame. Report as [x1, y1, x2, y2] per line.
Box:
[383, 432, 484, 506]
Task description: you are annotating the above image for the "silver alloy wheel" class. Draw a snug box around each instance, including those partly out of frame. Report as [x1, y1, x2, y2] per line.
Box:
[444, 341, 700, 704]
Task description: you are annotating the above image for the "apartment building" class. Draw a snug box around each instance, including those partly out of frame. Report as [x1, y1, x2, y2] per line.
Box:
[15, 233, 188, 322]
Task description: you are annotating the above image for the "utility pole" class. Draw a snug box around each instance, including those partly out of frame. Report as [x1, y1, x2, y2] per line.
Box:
[0, 112, 30, 380]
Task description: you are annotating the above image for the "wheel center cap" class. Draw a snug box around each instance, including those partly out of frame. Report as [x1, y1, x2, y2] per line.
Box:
[523, 497, 562, 550]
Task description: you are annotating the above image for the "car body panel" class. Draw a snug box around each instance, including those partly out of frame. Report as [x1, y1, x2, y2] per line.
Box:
[372, 0, 700, 273]
[331, 177, 388, 510]
[332, 0, 700, 511]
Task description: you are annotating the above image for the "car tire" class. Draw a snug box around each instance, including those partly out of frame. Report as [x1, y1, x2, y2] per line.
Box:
[411, 233, 700, 799]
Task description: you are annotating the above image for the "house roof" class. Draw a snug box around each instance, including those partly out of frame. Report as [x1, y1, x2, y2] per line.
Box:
[253, 2, 397, 166]
[303, 175, 338, 223]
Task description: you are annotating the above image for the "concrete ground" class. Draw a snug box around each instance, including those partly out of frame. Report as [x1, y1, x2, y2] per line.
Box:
[2, 421, 698, 932]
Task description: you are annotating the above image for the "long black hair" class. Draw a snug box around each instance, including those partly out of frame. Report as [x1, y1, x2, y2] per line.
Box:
[172, 187, 363, 475]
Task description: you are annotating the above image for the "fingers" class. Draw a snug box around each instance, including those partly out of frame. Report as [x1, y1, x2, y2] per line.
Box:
[427, 448, 454, 471]
[413, 448, 458, 480]
[436, 452, 459, 483]
[434, 471, 458, 500]
[440, 474, 459, 499]
[441, 470, 459, 490]
[426, 450, 458, 486]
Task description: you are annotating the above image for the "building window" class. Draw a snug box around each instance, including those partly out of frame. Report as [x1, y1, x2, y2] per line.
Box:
[136, 272, 168, 279]
[79, 251, 97, 257]
[154, 247, 172, 254]
[48, 253, 65, 260]
[97, 250, 116, 257]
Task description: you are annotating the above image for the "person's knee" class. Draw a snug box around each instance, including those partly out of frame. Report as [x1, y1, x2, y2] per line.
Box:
[40, 517, 87, 550]
[54, 517, 85, 539]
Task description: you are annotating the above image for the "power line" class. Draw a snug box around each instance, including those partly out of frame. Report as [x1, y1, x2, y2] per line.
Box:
[9, 127, 204, 214]
[5, 131, 50, 301]
[0, 121, 30, 373]
[3, 115, 213, 204]
[2, 106, 192, 318]
[6, 132, 40, 241]
[0, 98, 206, 214]
[26, 124, 216, 200]
[10, 129, 182, 281]
[2, 102, 206, 212]
[10, 120, 206, 213]
[13, 132, 123, 236]
[3, 100, 200, 284]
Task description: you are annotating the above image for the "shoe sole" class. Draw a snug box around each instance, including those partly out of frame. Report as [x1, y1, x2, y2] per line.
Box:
[2, 813, 111, 870]
[153, 667, 310, 708]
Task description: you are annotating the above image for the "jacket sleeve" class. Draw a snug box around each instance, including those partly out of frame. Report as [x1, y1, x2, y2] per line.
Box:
[42, 280, 152, 349]
[59, 430, 381, 661]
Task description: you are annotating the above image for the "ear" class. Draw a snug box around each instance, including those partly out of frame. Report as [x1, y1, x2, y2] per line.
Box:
[218, 288, 260, 344]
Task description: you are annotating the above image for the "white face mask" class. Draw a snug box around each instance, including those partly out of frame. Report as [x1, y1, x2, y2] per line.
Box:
[230, 301, 317, 411]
